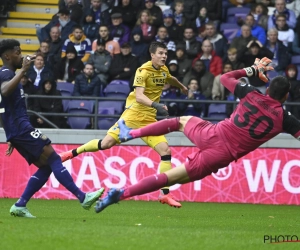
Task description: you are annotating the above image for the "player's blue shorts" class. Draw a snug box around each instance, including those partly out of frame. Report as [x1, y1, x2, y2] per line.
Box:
[10, 129, 51, 165]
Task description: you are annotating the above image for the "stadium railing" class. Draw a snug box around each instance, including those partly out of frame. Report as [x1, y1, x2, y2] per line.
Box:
[25, 95, 300, 129]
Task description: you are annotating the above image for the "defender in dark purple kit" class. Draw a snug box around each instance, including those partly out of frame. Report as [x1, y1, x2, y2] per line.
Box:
[0, 39, 104, 218]
[93, 57, 300, 213]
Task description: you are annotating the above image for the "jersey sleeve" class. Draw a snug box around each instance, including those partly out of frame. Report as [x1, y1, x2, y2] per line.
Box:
[0, 70, 15, 92]
[282, 110, 300, 140]
[234, 82, 257, 99]
[133, 68, 148, 88]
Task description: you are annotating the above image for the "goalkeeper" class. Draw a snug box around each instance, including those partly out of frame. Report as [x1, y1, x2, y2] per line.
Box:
[94, 57, 300, 212]
[60, 41, 188, 208]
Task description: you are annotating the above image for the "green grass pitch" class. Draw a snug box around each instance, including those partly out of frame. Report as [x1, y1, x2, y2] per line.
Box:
[0, 199, 299, 250]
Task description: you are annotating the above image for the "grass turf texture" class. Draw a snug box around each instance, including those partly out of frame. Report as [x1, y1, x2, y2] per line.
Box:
[0, 199, 299, 250]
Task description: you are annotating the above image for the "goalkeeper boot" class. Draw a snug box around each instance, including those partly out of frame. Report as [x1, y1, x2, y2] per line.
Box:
[118, 119, 133, 142]
[10, 205, 36, 218]
[94, 188, 124, 213]
[81, 188, 105, 210]
[158, 194, 182, 208]
[59, 150, 74, 162]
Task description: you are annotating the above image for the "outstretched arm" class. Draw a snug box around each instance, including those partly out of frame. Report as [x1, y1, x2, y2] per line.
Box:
[220, 69, 247, 94]
[168, 76, 188, 95]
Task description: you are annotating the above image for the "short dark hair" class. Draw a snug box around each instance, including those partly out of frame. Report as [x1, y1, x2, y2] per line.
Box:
[149, 41, 167, 54]
[0, 39, 20, 57]
[72, 25, 83, 32]
[268, 75, 290, 100]
[85, 62, 94, 69]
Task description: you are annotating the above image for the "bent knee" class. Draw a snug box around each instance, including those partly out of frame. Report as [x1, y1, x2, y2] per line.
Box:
[155, 142, 171, 156]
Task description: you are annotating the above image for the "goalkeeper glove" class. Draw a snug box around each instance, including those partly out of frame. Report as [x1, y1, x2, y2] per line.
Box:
[244, 57, 274, 83]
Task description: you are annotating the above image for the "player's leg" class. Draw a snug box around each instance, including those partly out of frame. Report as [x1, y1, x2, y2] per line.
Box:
[118, 116, 194, 142]
[37, 144, 104, 209]
[153, 140, 181, 208]
[95, 163, 190, 213]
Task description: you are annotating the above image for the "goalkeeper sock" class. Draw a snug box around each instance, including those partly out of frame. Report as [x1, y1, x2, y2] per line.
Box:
[159, 155, 172, 195]
[130, 118, 180, 138]
[76, 139, 101, 155]
[15, 166, 52, 207]
[121, 174, 168, 200]
[47, 152, 85, 202]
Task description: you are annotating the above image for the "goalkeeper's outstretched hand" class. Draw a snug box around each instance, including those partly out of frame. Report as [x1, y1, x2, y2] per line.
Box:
[244, 57, 274, 83]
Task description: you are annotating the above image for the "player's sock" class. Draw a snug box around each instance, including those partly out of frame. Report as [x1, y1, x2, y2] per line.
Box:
[120, 174, 168, 200]
[15, 166, 52, 207]
[47, 152, 85, 202]
[130, 118, 180, 138]
[75, 139, 102, 155]
[159, 155, 172, 195]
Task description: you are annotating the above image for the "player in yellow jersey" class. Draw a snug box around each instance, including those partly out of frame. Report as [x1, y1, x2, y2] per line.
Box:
[59, 41, 188, 207]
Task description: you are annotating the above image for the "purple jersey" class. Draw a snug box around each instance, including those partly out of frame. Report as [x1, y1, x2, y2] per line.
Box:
[0, 66, 34, 141]
[218, 70, 300, 160]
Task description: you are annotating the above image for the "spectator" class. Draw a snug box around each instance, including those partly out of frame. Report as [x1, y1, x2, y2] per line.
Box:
[38, 8, 76, 43]
[292, 33, 300, 55]
[154, 26, 176, 60]
[36, 41, 52, 69]
[175, 44, 192, 81]
[82, 11, 100, 42]
[268, 0, 296, 29]
[160, 82, 181, 116]
[183, 0, 199, 24]
[250, 3, 268, 31]
[84, 0, 110, 25]
[26, 54, 54, 89]
[192, 39, 222, 77]
[48, 26, 64, 67]
[226, 47, 245, 70]
[144, 0, 163, 28]
[62, 0, 84, 24]
[255, 0, 274, 6]
[204, 21, 228, 60]
[167, 59, 179, 79]
[183, 59, 214, 99]
[212, 62, 233, 101]
[265, 28, 291, 74]
[20, 74, 36, 110]
[109, 12, 130, 46]
[162, 9, 183, 43]
[111, 0, 137, 30]
[229, 0, 253, 7]
[286, 64, 300, 119]
[32, 78, 67, 128]
[173, 0, 186, 27]
[194, 6, 209, 38]
[130, 26, 149, 64]
[135, 9, 156, 43]
[73, 63, 102, 96]
[237, 40, 273, 68]
[62, 25, 92, 62]
[108, 42, 139, 83]
[87, 38, 112, 85]
[179, 77, 206, 117]
[197, 0, 222, 26]
[230, 24, 255, 53]
[236, 14, 266, 45]
[55, 44, 84, 83]
[177, 27, 201, 60]
[91, 25, 120, 55]
[275, 14, 294, 49]
[286, 0, 300, 18]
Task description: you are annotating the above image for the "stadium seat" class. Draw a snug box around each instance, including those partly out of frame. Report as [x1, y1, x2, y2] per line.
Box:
[226, 7, 251, 22]
[56, 82, 74, 111]
[207, 104, 228, 124]
[97, 107, 117, 129]
[220, 23, 240, 43]
[266, 70, 278, 80]
[98, 101, 124, 115]
[291, 55, 300, 65]
[67, 100, 94, 129]
[104, 80, 131, 98]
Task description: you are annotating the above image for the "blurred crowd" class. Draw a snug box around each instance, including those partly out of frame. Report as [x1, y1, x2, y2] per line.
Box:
[4, 0, 300, 127]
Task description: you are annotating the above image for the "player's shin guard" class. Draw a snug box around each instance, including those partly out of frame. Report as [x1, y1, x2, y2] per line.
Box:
[15, 166, 52, 207]
[130, 117, 180, 138]
[121, 174, 168, 200]
[47, 152, 85, 202]
[159, 155, 172, 195]
[76, 139, 102, 155]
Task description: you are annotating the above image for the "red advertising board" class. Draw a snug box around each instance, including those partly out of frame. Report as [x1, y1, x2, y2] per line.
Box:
[1, 144, 300, 204]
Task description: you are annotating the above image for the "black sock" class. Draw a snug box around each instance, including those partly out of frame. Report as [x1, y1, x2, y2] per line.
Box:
[161, 188, 169, 195]
[72, 149, 78, 157]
